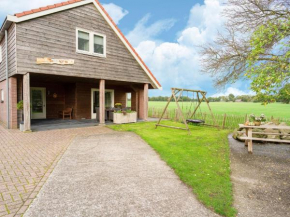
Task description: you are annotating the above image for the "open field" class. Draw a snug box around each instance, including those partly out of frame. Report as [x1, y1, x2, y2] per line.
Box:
[148, 102, 290, 119]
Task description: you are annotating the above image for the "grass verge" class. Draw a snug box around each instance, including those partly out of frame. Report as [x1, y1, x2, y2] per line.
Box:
[109, 121, 236, 217]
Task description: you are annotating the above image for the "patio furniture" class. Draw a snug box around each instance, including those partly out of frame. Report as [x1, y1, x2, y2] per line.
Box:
[238, 124, 290, 153]
[59, 108, 73, 120]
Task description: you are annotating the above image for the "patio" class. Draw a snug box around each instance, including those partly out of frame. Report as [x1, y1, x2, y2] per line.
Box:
[31, 118, 158, 132]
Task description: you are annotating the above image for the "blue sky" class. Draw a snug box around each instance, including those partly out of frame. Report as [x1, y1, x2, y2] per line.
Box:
[0, 0, 253, 97]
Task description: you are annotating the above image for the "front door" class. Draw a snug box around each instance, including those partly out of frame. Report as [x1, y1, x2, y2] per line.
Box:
[31, 87, 46, 119]
[91, 88, 114, 119]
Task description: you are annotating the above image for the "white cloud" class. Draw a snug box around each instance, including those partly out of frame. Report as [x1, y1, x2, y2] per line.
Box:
[0, 0, 61, 15]
[126, 14, 176, 47]
[102, 3, 128, 25]
[129, 0, 226, 95]
[212, 87, 255, 97]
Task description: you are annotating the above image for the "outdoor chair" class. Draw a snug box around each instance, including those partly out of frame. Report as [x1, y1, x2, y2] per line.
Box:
[59, 108, 73, 120]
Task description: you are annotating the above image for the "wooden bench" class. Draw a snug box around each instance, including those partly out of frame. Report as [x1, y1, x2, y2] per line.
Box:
[238, 124, 290, 153]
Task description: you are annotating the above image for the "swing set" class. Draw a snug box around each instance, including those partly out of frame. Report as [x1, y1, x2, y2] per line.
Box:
[155, 87, 217, 133]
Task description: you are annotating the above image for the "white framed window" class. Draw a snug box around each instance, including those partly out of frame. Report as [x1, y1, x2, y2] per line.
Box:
[0, 45, 2, 63]
[0, 89, 4, 103]
[76, 28, 106, 57]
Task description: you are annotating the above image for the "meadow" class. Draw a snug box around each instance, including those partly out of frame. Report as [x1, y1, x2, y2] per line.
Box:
[148, 102, 290, 119]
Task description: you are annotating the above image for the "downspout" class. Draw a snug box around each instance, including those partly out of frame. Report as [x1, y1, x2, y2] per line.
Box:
[5, 30, 9, 129]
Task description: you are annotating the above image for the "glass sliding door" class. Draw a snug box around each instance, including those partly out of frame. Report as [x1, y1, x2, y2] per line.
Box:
[91, 89, 114, 119]
[30, 87, 46, 119]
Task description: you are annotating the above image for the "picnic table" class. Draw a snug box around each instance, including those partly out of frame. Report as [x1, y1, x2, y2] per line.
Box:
[238, 124, 290, 153]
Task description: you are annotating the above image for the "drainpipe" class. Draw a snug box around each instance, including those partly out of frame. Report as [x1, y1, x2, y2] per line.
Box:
[5, 30, 9, 129]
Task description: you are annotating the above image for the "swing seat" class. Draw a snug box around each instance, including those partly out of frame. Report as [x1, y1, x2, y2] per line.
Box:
[186, 119, 205, 124]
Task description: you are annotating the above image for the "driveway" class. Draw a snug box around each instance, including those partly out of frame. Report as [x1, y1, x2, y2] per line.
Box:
[24, 132, 217, 217]
[0, 125, 111, 216]
[229, 135, 290, 217]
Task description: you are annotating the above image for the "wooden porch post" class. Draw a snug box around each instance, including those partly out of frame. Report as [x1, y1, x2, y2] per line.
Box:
[99, 79, 105, 125]
[138, 84, 149, 120]
[144, 83, 148, 120]
[23, 73, 31, 131]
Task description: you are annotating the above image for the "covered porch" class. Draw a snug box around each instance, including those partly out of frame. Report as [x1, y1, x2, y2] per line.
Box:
[19, 73, 149, 131]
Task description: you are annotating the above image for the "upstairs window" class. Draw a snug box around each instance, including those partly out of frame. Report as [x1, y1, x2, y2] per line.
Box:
[78, 31, 90, 52]
[94, 35, 104, 55]
[76, 28, 106, 57]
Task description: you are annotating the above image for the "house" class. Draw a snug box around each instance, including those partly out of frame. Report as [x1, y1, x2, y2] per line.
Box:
[0, 0, 161, 131]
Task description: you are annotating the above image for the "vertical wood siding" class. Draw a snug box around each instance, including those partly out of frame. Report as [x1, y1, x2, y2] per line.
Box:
[0, 23, 16, 81]
[16, 3, 152, 85]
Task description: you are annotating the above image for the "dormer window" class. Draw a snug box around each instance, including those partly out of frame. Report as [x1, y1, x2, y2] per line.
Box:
[76, 28, 106, 57]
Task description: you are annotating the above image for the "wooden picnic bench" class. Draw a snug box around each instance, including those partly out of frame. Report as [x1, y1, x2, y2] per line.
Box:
[238, 124, 290, 153]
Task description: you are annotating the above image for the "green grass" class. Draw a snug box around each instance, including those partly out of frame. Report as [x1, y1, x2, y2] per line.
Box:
[109, 121, 236, 217]
[148, 102, 290, 118]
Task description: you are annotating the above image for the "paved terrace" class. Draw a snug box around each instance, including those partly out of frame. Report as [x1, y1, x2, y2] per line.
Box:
[0, 125, 112, 216]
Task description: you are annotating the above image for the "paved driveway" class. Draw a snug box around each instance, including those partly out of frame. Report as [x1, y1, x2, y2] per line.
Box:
[24, 132, 217, 217]
[0, 125, 111, 216]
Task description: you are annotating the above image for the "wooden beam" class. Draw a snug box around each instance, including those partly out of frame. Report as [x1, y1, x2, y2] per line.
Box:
[155, 93, 173, 128]
[201, 92, 218, 127]
[99, 79, 105, 125]
[172, 89, 190, 134]
[189, 95, 203, 119]
[23, 73, 31, 132]
[171, 87, 206, 93]
[144, 83, 149, 121]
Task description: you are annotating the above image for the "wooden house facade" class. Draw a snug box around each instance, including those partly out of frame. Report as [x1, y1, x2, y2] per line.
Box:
[0, 0, 161, 131]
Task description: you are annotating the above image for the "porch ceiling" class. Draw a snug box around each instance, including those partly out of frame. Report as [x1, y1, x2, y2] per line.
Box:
[30, 73, 153, 89]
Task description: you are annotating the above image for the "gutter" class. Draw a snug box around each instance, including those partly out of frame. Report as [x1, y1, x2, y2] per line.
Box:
[5, 30, 9, 129]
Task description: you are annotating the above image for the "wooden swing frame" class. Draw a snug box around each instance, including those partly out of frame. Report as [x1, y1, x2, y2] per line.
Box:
[155, 88, 217, 133]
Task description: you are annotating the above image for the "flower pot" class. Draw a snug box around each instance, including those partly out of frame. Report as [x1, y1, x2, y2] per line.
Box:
[19, 123, 24, 132]
[113, 112, 137, 124]
[254, 121, 261, 126]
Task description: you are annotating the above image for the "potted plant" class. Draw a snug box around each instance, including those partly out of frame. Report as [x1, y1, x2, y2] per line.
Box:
[17, 101, 24, 131]
[115, 103, 122, 109]
[260, 114, 266, 125]
[113, 109, 137, 124]
[249, 114, 266, 126]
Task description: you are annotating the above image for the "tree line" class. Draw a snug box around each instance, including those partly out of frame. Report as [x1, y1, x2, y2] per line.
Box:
[148, 84, 290, 104]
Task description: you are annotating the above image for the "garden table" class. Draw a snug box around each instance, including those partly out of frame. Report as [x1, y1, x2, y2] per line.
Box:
[238, 124, 290, 153]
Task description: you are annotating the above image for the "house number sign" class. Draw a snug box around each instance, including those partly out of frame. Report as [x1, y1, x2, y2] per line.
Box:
[37, 58, 74, 65]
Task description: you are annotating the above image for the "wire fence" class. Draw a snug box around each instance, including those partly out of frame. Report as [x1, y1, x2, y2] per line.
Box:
[148, 107, 290, 129]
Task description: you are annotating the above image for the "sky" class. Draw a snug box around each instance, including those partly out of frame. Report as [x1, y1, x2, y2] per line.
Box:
[0, 0, 254, 97]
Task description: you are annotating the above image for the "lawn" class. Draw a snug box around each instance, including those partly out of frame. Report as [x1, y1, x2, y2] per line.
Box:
[109, 121, 236, 217]
[148, 102, 290, 119]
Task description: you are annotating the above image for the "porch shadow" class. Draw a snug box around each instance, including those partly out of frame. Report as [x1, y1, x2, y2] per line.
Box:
[31, 118, 158, 132]
[31, 119, 101, 132]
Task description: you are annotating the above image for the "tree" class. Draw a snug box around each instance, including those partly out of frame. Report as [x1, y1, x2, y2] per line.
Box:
[278, 83, 290, 103]
[228, 93, 235, 101]
[200, 0, 290, 103]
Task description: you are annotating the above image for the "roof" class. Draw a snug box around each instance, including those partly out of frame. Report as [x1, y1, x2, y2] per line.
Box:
[1, 0, 162, 89]
[15, 0, 83, 17]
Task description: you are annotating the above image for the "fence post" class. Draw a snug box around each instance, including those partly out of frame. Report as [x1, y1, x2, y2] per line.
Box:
[245, 114, 248, 122]
[222, 114, 227, 129]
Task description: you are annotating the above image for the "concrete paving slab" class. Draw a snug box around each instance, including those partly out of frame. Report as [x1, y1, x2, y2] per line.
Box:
[24, 132, 218, 217]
